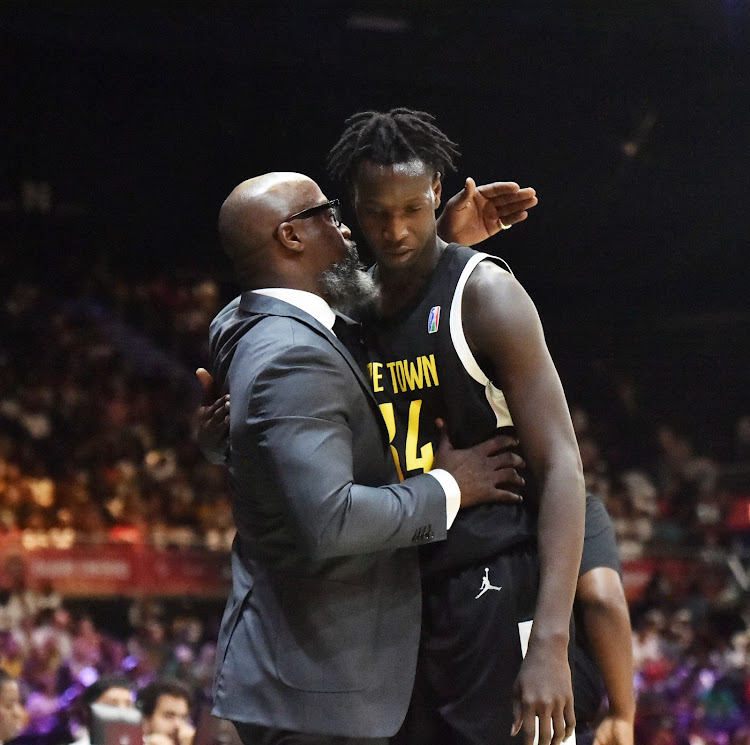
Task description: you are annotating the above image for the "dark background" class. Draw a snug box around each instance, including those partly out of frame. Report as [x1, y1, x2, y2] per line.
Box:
[1, 1, 748, 449]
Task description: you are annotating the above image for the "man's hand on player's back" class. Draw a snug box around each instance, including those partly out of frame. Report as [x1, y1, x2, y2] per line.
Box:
[432, 418, 525, 507]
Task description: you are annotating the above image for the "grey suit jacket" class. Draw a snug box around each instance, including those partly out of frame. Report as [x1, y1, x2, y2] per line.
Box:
[210, 292, 448, 738]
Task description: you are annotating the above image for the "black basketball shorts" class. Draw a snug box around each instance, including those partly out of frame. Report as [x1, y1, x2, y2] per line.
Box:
[395, 541, 542, 745]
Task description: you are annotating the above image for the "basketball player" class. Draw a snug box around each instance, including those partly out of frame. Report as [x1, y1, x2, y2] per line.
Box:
[322, 108, 585, 745]
[327, 112, 633, 745]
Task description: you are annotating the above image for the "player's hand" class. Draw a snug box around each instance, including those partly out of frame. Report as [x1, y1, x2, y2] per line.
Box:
[432, 419, 525, 507]
[194, 367, 230, 465]
[437, 178, 538, 246]
[511, 639, 575, 745]
[593, 715, 634, 745]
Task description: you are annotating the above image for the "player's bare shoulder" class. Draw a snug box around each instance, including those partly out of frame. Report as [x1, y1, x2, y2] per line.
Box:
[462, 256, 562, 399]
[462, 258, 541, 342]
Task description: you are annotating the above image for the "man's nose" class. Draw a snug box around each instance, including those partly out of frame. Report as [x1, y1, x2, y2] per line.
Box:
[339, 221, 352, 238]
[383, 217, 408, 243]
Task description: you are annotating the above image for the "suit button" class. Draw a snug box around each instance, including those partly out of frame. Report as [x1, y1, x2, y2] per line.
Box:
[412, 525, 434, 542]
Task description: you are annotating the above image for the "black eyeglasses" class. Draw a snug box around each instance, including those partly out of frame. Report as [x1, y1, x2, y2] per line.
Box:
[286, 198, 342, 228]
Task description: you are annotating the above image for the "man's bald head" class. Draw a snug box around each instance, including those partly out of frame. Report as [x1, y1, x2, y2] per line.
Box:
[218, 172, 322, 287]
[216, 172, 373, 308]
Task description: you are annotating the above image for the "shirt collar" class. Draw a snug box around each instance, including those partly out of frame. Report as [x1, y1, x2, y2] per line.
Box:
[252, 288, 336, 331]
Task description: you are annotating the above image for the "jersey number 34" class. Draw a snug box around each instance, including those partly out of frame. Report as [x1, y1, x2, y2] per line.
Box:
[378, 400, 434, 481]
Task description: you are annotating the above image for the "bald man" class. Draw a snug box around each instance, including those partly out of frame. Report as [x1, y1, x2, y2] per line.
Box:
[209, 173, 525, 745]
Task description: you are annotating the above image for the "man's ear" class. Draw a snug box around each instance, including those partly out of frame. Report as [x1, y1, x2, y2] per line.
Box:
[276, 221, 304, 253]
[432, 173, 443, 210]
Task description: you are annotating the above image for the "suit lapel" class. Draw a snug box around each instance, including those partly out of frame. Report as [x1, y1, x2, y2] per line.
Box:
[238, 293, 388, 439]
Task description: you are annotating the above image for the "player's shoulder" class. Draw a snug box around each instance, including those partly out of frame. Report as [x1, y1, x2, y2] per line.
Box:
[464, 255, 520, 295]
[462, 255, 536, 327]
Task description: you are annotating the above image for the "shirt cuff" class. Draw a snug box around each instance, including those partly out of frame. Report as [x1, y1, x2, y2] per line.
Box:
[428, 468, 461, 529]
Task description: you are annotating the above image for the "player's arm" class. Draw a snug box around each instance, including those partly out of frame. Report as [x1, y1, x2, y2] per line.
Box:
[436, 177, 538, 246]
[463, 262, 585, 745]
[577, 568, 635, 745]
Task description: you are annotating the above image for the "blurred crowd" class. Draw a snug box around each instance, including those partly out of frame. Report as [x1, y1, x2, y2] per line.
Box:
[1, 267, 750, 743]
[0, 277, 234, 553]
[0, 589, 221, 745]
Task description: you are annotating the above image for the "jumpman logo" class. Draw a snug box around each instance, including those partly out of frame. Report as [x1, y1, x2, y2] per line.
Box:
[475, 567, 502, 599]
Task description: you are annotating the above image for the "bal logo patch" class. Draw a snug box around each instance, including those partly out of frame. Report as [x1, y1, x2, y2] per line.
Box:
[427, 306, 440, 334]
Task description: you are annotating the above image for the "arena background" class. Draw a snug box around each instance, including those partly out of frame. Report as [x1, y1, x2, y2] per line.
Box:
[1, 2, 750, 743]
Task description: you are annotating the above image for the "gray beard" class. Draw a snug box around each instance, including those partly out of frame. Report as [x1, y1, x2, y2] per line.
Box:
[319, 241, 379, 315]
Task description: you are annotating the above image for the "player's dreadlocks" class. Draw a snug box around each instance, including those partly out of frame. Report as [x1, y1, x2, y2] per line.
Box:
[326, 108, 460, 187]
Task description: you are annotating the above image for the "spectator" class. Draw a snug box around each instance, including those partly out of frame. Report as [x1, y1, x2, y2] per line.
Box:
[137, 679, 193, 745]
[0, 670, 25, 744]
[70, 674, 134, 745]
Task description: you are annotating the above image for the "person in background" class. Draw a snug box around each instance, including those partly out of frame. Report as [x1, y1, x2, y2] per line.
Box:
[574, 494, 635, 745]
[70, 674, 134, 745]
[0, 670, 25, 745]
[137, 679, 194, 745]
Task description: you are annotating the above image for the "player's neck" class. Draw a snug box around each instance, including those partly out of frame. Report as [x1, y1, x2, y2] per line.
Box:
[374, 237, 446, 318]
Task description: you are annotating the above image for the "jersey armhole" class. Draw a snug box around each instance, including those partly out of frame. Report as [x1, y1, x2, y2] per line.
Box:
[449, 252, 515, 429]
[448, 252, 512, 385]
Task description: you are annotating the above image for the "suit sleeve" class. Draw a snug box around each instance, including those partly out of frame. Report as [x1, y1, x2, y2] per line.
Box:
[230, 338, 448, 561]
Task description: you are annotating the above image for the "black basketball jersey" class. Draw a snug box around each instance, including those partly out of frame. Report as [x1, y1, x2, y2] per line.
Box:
[362, 243, 537, 575]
